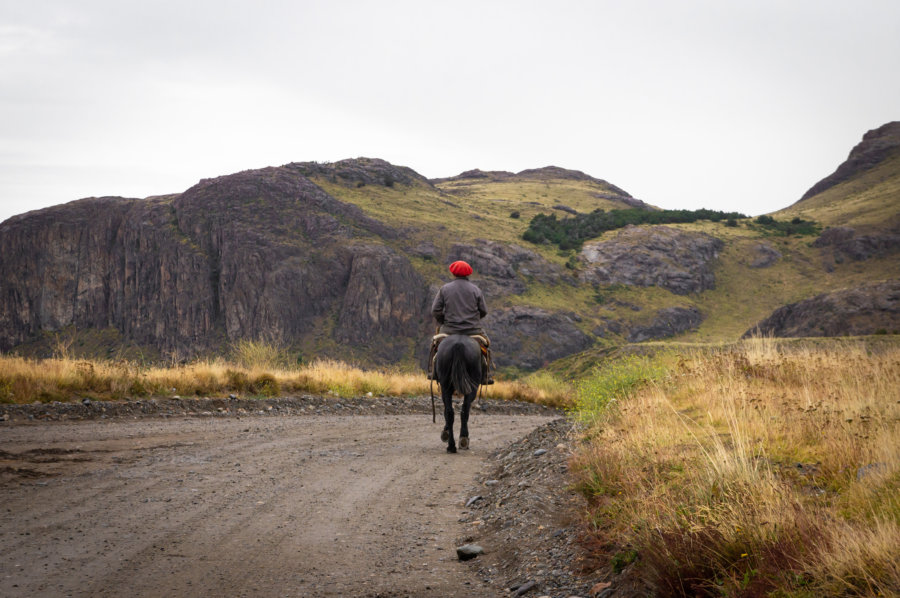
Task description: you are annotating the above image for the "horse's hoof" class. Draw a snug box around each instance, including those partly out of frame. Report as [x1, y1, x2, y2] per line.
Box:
[447, 445, 457, 454]
[459, 436, 469, 449]
[441, 429, 450, 442]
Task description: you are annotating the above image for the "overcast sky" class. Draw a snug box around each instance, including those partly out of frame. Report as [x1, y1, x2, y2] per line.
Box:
[1, 0, 898, 223]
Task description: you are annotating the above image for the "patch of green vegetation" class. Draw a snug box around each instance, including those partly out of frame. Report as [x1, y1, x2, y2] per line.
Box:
[751, 215, 820, 236]
[0, 376, 13, 403]
[249, 373, 280, 397]
[523, 208, 747, 250]
[611, 549, 639, 574]
[575, 354, 670, 422]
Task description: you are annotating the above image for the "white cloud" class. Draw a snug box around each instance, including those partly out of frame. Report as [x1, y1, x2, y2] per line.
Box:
[1, 0, 898, 222]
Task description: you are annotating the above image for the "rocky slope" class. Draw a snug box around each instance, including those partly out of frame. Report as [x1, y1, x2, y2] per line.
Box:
[778, 121, 900, 229]
[447, 241, 574, 297]
[485, 307, 593, 370]
[0, 162, 612, 369]
[812, 226, 900, 266]
[626, 306, 705, 343]
[744, 280, 900, 338]
[0, 167, 431, 363]
[579, 225, 724, 295]
[799, 122, 900, 201]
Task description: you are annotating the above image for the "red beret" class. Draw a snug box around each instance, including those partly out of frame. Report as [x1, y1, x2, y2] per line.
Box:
[449, 260, 473, 277]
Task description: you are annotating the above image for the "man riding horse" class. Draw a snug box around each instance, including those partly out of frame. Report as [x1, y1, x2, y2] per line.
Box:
[429, 260, 494, 452]
[429, 260, 493, 385]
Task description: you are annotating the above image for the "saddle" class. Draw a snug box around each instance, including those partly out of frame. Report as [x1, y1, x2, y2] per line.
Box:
[432, 332, 489, 348]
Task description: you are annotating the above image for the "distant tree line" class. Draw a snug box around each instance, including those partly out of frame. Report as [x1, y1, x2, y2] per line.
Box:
[522, 208, 747, 250]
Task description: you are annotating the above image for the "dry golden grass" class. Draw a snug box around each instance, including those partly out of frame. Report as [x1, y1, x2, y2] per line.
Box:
[0, 354, 572, 407]
[571, 338, 899, 596]
[774, 150, 900, 229]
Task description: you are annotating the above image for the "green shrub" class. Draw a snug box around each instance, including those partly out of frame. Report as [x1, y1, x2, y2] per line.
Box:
[753, 215, 820, 236]
[225, 369, 250, 391]
[128, 378, 150, 396]
[249, 373, 280, 397]
[523, 208, 748, 250]
[0, 376, 13, 403]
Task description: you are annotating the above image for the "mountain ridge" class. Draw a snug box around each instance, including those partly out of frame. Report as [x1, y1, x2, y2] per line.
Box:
[1, 123, 898, 370]
[798, 121, 900, 201]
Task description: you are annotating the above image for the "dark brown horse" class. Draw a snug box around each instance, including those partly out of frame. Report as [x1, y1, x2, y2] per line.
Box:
[434, 335, 482, 453]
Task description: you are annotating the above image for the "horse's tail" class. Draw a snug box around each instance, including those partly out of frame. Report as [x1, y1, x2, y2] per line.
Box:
[449, 340, 478, 396]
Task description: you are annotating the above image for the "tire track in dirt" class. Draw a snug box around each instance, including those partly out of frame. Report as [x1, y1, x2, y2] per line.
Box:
[1, 412, 556, 597]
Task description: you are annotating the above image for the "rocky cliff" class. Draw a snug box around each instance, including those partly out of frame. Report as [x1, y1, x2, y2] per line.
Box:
[812, 226, 900, 263]
[484, 307, 593, 370]
[744, 280, 900, 338]
[0, 166, 431, 363]
[578, 225, 724, 295]
[447, 241, 574, 297]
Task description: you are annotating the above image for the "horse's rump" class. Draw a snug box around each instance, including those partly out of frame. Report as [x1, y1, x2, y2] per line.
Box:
[435, 335, 481, 396]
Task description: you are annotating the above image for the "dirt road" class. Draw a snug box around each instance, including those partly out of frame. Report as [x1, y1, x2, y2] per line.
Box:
[1, 410, 557, 597]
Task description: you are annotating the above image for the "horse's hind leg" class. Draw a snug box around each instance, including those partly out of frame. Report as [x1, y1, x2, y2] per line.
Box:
[442, 389, 456, 453]
[458, 391, 476, 450]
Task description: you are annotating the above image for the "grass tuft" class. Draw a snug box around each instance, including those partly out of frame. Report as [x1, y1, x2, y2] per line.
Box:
[570, 338, 900, 596]
[230, 338, 290, 370]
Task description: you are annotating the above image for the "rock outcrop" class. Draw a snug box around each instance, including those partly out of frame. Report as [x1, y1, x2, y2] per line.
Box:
[743, 280, 900, 338]
[288, 157, 430, 188]
[335, 245, 429, 350]
[447, 241, 574, 297]
[799, 122, 900, 201]
[627, 306, 704, 342]
[484, 307, 593, 370]
[0, 166, 429, 363]
[579, 225, 724, 295]
[746, 242, 782, 268]
[812, 226, 900, 262]
[0, 196, 215, 355]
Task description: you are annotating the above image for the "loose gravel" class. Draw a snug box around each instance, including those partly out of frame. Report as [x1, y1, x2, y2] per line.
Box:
[1, 396, 611, 597]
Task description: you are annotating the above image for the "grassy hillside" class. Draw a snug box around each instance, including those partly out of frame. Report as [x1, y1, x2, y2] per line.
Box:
[775, 148, 900, 229]
[310, 173, 639, 258]
[675, 221, 898, 340]
[313, 159, 897, 356]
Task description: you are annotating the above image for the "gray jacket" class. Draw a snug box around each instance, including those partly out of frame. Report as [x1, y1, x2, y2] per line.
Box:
[431, 277, 487, 334]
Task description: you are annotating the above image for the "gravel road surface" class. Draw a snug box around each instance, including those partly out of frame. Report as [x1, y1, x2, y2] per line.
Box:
[1, 407, 558, 597]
